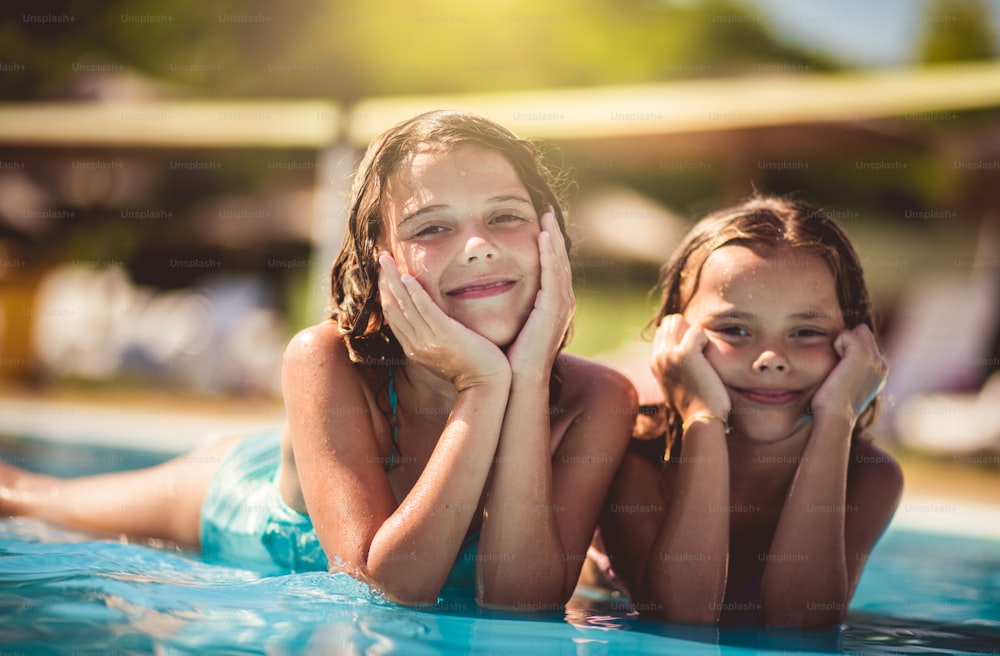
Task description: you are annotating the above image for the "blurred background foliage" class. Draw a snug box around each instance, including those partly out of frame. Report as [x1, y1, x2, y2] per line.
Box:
[1, 0, 842, 101]
[921, 0, 998, 63]
[1, 0, 995, 103]
[0, 0, 999, 428]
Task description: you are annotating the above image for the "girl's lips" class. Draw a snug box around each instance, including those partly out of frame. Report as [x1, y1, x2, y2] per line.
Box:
[446, 279, 516, 300]
[736, 388, 802, 405]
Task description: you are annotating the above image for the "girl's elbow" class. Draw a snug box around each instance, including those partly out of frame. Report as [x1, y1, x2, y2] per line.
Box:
[642, 582, 722, 625]
[379, 581, 442, 608]
[477, 591, 565, 613]
[363, 562, 444, 607]
[654, 589, 723, 624]
[760, 571, 849, 628]
[478, 571, 569, 612]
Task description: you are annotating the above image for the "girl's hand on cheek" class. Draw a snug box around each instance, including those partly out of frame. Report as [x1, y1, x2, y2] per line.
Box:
[652, 314, 731, 421]
[379, 252, 510, 390]
[810, 324, 887, 426]
[505, 209, 575, 379]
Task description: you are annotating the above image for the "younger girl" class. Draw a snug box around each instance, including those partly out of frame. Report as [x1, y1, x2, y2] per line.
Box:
[599, 196, 902, 628]
[1, 111, 637, 609]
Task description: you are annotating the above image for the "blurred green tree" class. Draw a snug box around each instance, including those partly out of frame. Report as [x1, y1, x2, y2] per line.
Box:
[0, 0, 834, 101]
[919, 0, 997, 63]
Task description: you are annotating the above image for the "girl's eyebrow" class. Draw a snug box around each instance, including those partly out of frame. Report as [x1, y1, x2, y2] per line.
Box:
[707, 309, 838, 320]
[708, 309, 754, 320]
[487, 194, 533, 206]
[400, 204, 447, 226]
[399, 194, 534, 226]
[789, 310, 838, 320]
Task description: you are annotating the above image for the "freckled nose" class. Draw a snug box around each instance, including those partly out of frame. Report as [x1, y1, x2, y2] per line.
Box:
[464, 233, 496, 262]
[754, 350, 788, 372]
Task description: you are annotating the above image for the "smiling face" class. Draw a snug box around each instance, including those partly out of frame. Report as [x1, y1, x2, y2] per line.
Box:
[383, 143, 542, 347]
[683, 244, 846, 443]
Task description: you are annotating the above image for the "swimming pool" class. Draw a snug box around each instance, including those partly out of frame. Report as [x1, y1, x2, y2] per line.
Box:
[2, 435, 998, 655]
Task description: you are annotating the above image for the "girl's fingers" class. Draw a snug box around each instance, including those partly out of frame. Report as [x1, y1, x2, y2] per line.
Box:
[851, 324, 889, 384]
[378, 279, 418, 356]
[378, 252, 407, 306]
[377, 255, 402, 316]
[652, 313, 729, 417]
[504, 210, 574, 373]
[532, 210, 574, 330]
[399, 272, 449, 333]
[814, 325, 888, 417]
[833, 330, 851, 359]
[379, 253, 431, 338]
[838, 325, 886, 371]
[853, 324, 883, 358]
[540, 212, 571, 286]
[659, 315, 712, 368]
[652, 314, 673, 352]
[540, 208, 565, 253]
[537, 230, 555, 296]
[541, 210, 572, 283]
[654, 314, 673, 337]
[652, 314, 685, 371]
[378, 254, 409, 318]
[379, 254, 509, 384]
[678, 321, 708, 356]
[655, 314, 687, 348]
[382, 252, 489, 342]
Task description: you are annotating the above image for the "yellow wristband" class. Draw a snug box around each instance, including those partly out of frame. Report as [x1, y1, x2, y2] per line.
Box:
[681, 414, 730, 434]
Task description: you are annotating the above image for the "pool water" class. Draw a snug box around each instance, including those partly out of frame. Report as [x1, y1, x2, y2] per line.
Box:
[2, 436, 999, 655]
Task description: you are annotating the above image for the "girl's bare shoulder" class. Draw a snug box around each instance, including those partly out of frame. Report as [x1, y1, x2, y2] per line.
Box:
[283, 320, 352, 370]
[281, 321, 376, 402]
[281, 322, 386, 448]
[554, 353, 638, 415]
[850, 438, 903, 483]
[848, 437, 904, 514]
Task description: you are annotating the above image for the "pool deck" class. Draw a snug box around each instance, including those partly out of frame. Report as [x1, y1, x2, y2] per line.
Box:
[0, 386, 285, 454]
[2, 386, 999, 541]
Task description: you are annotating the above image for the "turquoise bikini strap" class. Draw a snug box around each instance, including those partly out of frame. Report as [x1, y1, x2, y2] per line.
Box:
[386, 366, 399, 472]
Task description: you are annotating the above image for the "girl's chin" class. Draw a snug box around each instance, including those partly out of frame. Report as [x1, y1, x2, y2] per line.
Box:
[465, 321, 522, 349]
[730, 409, 812, 443]
[455, 310, 529, 347]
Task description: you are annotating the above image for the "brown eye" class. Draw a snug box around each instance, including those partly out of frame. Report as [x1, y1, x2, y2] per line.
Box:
[492, 213, 526, 225]
[414, 225, 447, 237]
[717, 326, 750, 337]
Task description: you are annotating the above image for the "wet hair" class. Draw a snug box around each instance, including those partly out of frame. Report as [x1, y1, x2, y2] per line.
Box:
[329, 110, 571, 366]
[648, 194, 879, 445]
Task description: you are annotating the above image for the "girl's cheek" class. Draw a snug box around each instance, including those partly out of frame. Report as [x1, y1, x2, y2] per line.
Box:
[702, 337, 734, 370]
[409, 257, 440, 299]
[703, 335, 734, 357]
[396, 245, 427, 279]
[513, 229, 542, 265]
[797, 346, 839, 382]
[821, 348, 841, 377]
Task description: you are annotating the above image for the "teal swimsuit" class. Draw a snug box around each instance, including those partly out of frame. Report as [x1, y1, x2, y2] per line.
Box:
[199, 368, 479, 595]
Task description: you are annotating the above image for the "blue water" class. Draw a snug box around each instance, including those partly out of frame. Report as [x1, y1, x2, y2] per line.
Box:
[2, 436, 999, 655]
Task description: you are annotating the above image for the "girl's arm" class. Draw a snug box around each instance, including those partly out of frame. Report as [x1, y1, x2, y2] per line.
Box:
[480, 356, 636, 608]
[478, 211, 636, 608]
[759, 406, 851, 628]
[643, 314, 732, 623]
[759, 324, 896, 628]
[477, 359, 565, 609]
[476, 212, 572, 607]
[286, 258, 511, 605]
